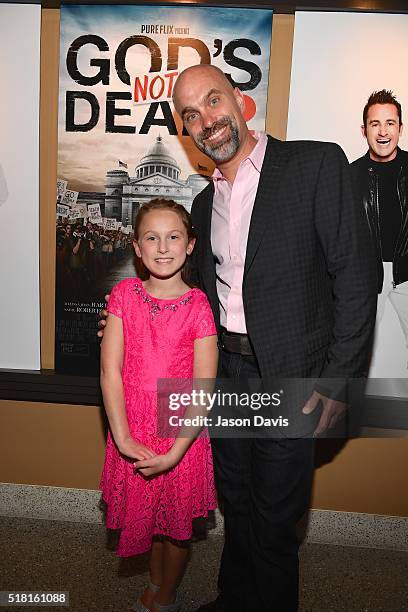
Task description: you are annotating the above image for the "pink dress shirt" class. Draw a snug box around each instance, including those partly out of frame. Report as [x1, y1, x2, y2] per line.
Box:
[211, 131, 268, 333]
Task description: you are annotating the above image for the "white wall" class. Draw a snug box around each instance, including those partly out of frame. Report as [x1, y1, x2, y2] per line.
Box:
[0, 4, 41, 369]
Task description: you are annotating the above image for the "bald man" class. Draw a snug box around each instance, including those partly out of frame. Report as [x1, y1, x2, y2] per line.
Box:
[171, 65, 377, 612]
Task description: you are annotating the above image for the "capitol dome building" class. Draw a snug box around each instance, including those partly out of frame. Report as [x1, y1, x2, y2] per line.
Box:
[104, 136, 209, 227]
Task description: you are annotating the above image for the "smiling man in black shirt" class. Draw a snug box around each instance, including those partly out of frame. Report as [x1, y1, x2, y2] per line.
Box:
[351, 90, 408, 364]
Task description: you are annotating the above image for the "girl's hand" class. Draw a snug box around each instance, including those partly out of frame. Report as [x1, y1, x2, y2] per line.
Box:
[118, 436, 157, 461]
[133, 447, 182, 477]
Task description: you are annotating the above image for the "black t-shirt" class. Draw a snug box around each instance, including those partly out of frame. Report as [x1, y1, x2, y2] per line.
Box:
[370, 153, 402, 262]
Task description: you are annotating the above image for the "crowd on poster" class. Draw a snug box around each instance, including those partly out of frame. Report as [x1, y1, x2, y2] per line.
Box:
[56, 179, 134, 296]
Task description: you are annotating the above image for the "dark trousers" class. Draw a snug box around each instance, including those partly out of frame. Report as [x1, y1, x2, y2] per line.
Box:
[211, 349, 315, 612]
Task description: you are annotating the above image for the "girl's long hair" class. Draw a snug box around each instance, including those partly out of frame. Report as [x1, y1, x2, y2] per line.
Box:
[134, 199, 196, 286]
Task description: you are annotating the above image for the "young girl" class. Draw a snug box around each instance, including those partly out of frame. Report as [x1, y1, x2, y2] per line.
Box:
[100, 199, 218, 612]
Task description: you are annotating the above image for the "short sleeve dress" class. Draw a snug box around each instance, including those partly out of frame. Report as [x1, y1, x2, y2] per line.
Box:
[100, 277, 217, 557]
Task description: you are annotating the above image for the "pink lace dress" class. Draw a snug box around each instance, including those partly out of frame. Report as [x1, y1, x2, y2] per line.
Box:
[100, 277, 217, 556]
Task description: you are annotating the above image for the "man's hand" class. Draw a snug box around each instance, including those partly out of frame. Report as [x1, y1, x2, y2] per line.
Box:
[97, 293, 110, 338]
[302, 391, 347, 437]
[134, 447, 182, 477]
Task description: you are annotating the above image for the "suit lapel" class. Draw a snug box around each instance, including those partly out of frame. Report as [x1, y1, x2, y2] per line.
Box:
[244, 136, 289, 277]
[196, 183, 220, 327]
[198, 182, 215, 283]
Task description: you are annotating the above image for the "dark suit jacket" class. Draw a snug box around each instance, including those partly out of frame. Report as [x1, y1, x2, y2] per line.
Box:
[190, 136, 377, 400]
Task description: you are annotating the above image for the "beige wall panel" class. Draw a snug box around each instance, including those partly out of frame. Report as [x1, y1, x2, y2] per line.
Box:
[1, 399, 407, 516]
[40, 8, 60, 370]
[265, 14, 294, 140]
[312, 438, 408, 516]
[0, 400, 106, 489]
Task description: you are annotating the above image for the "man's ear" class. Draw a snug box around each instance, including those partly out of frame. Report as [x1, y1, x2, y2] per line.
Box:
[234, 87, 245, 112]
[361, 124, 367, 139]
[399, 122, 404, 137]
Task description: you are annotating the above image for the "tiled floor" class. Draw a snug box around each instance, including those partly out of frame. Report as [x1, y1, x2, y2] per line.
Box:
[1, 516, 407, 611]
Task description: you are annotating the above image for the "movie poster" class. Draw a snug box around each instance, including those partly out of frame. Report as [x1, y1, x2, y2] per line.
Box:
[56, 5, 273, 375]
[287, 11, 408, 399]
